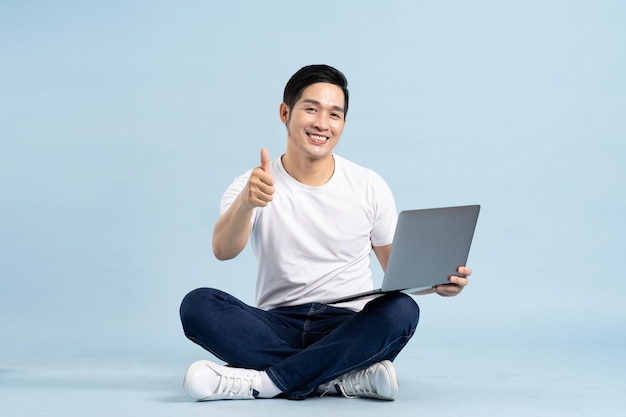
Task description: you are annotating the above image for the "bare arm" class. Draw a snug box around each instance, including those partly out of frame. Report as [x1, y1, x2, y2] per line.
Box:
[212, 149, 275, 260]
[212, 193, 255, 260]
[372, 244, 392, 272]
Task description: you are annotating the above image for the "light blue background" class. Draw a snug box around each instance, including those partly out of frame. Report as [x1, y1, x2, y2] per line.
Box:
[1, 0, 624, 366]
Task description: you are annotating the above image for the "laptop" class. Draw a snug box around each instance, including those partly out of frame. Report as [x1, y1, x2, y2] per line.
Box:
[326, 204, 480, 304]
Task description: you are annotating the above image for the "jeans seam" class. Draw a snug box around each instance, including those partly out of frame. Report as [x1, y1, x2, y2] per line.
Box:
[265, 367, 288, 394]
[185, 335, 231, 365]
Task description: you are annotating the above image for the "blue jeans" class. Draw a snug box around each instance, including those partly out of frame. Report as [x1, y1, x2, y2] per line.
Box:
[179, 288, 420, 399]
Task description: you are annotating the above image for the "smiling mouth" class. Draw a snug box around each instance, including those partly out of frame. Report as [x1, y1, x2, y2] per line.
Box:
[307, 132, 329, 143]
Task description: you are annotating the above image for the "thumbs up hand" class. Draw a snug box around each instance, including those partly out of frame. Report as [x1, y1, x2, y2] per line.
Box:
[243, 148, 275, 208]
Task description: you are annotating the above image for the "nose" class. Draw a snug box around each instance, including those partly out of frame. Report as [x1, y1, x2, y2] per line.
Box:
[312, 111, 330, 131]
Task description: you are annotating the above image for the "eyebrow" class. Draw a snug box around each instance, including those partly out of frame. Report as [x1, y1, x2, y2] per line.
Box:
[301, 98, 345, 113]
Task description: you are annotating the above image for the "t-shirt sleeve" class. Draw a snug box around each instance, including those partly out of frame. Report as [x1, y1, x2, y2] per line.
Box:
[219, 169, 257, 223]
[369, 173, 397, 247]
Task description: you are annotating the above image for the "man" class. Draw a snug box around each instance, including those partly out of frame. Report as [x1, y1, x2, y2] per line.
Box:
[179, 64, 471, 401]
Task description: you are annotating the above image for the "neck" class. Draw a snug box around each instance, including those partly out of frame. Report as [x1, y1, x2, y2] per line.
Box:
[281, 153, 335, 186]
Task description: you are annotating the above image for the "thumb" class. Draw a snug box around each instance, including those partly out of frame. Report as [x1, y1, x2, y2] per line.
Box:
[260, 148, 271, 173]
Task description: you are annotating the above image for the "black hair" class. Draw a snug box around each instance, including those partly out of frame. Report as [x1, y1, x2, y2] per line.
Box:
[283, 64, 349, 117]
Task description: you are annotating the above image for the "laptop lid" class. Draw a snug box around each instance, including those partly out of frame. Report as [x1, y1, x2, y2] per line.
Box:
[381, 204, 480, 293]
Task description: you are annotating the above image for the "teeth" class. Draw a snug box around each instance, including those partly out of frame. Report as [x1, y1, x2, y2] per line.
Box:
[308, 133, 328, 141]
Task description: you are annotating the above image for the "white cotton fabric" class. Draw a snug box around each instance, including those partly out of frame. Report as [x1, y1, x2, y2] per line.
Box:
[219, 154, 397, 312]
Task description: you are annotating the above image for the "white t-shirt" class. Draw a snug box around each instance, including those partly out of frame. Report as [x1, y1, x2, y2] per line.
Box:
[219, 154, 397, 311]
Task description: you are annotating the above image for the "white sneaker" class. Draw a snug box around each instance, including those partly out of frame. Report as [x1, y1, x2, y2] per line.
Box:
[183, 360, 261, 401]
[318, 360, 399, 400]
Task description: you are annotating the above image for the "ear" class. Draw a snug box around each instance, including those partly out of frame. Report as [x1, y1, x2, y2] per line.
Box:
[279, 102, 290, 124]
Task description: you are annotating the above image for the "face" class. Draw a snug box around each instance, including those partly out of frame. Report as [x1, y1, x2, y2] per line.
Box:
[280, 82, 346, 162]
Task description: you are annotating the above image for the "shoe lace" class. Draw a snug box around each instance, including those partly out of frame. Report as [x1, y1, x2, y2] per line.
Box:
[215, 369, 258, 399]
[318, 382, 332, 397]
[337, 367, 377, 398]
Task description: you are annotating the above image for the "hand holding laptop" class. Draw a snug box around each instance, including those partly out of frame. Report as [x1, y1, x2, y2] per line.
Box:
[326, 205, 480, 305]
[413, 266, 473, 297]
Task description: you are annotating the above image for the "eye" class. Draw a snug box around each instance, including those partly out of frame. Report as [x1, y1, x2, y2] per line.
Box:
[331, 112, 343, 119]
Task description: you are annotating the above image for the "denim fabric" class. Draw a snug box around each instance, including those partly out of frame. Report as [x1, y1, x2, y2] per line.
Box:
[180, 288, 419, 399]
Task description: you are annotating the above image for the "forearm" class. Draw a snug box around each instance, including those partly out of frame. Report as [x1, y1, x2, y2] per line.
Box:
[212, 194, 254, 260]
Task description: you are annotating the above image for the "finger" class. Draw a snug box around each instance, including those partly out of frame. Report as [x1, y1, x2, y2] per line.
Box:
[248, 169, 275, 204]
[255, 181, 275, 198]
[435, 283, 463, 297]
[449, 274, 468, 287]
[260, 148, 271, 173]
[247, 186, 274, 207]
[457, 266, 472, 277]
[252, 194, 273, 207]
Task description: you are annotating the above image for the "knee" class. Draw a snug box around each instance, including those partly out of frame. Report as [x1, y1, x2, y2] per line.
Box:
[179, 287, 222, 331]
[376, 292, 420, 330]
[393, 292, 420, 322]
